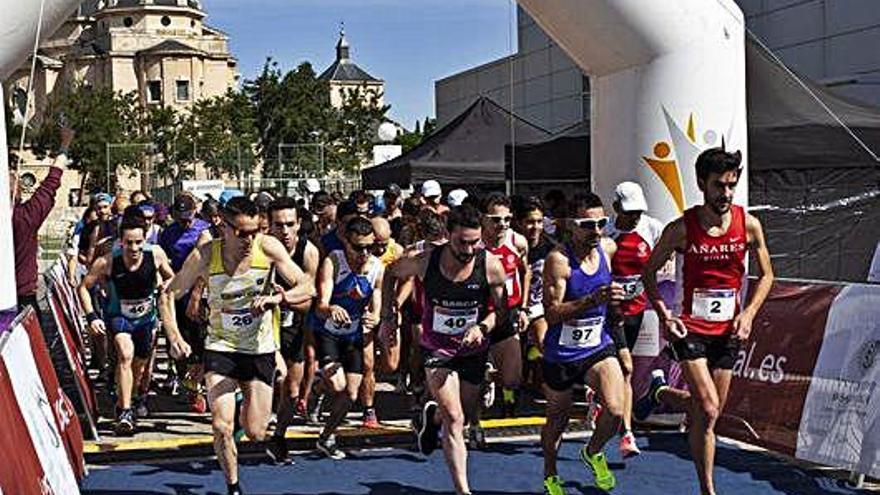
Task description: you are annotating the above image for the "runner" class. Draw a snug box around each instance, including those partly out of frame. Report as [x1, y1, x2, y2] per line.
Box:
[381, 204, 508, 495]
[421, 180, 449, 216]
[78, 214, 174, 435]
[308, 216, 384, 459]
[159, 196, 314, 495]
[605, 181, 664, 459]
[636, 146, 774, 495]
[514, 196, 556, 391]
[540, 192, 627, 495]
[481, 192, 529, 420]
[265, 197, 320, 464]
[359, 216, 403, 428]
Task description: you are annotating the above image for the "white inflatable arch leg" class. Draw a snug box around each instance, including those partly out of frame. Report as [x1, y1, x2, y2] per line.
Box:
[517, 0, 748, 223]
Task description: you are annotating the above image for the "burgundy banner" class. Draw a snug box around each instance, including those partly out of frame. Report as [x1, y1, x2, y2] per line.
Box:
[716, 281, 839, 455]
[19, 309, 86, 481]
[49, 290, 98, 423]
[0, 357, 48, 495]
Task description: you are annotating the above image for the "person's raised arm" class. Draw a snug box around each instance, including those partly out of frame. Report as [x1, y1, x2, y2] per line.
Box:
[734, 213, 774, 340]
[314, 255, 349, 325]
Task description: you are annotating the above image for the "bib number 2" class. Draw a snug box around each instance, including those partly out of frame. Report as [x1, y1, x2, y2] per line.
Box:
[692, 289, 736, 322]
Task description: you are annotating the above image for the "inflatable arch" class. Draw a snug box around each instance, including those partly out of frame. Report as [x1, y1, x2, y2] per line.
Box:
[517, 0, 748, 223]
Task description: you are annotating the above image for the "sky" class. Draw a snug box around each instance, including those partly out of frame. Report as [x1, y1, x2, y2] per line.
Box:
[205, 0, 518, 130]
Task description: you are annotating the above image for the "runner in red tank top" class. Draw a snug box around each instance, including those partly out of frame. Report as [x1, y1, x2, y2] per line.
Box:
[481, 192, 530, 424]
[606, 181, 664, 459]
[637, 146, 774, 495]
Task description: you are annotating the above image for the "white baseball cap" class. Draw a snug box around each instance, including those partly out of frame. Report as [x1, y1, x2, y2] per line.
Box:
[304, 178, 321, 193]
[614, 181, 648, 212]
[447, 189, 468, 207]
[421, 180, 442, 198]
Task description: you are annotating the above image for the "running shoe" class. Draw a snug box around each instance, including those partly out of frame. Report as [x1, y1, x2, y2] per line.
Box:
[467, 424, 487, 450]
[294, 398, 307, 419]
[634, 369, 668, 422]
[543, 475, 567, 495]
[619, 431, 641, 459]
[580, 447, 616, 491]
[265, 435, 289, 464]
[190, 392, 207, 414]
[316, 435, 346, 460]
[413, 401, 440, 455]
[362, 407, 380, 429]
[114, 409, 136, 437]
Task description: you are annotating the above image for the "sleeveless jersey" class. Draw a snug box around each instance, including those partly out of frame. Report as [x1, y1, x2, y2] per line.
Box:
[420, 246, 490, 357]
[544, 244, 614, 363]
[607, 215, 663, 316]
[278, 235, 309, 330]
[106, 246, 158, 326]
[680, 205, 747, 336]
[309, 250, 381, 342]
[526, 236, 555, 319]
[486, 230, 524, 309]
[206, 235, 279, 354]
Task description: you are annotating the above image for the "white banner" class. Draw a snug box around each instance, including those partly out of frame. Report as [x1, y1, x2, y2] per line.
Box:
[181, 180, 225, 201]
[795, 284, 880, 478]
[1, 328, 79, 494]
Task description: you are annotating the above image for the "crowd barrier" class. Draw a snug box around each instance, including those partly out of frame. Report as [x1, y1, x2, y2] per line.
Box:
[0, 308, 85, 494]
[631, 278, 880, 481]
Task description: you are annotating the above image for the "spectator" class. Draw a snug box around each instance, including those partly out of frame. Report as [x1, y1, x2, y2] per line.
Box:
[421, 180, 448, 215]
[12, 126, 75, 316]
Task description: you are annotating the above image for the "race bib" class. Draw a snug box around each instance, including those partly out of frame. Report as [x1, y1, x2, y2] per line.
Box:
[432, 307, 479, 336]
[614, 275, 644, 301]
[505, 275, 515, 296]
[280, 309, 295, 328]
[324, 317, 360, 336]
[120, 297, 153, 319]
[692, 288, 736, 322]
[528, 303, 544, 320]
[559, 316, 604, 348]
[221, 308, 259, 331]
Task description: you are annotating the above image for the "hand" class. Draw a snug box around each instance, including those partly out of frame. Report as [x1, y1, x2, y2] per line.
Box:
[362, 312, 379, 330]
[733, 310, 755, 341]
[251, 293, 282, 314]
[329, 305, 351, 325]
[88, 319, 106, 336]
[59, 126, 75, 149]
[169, 337, 192, 360]
[461, 325, 485, 348]
[661, 316, 688, 341]
[517, 310, 530, 333]
[608, 282, 626, 302]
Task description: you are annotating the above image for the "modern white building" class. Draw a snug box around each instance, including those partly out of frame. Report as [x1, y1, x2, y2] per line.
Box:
[436, 1, 880, 132]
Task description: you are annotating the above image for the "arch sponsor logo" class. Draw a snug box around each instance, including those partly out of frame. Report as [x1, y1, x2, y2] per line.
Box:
[732, 340, 787, 384]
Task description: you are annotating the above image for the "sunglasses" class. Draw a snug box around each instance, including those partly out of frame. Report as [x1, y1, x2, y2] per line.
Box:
[572, 217, 609, 231]
[486, 214, 512, 224]
[225, 219, 260, 239]
[143, 215, 154, 221]
[349, 243, 373, 254]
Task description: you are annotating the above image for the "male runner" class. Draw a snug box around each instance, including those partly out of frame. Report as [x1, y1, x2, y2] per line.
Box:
[381, 205, 508, 495]
[265, 197, 320, 464]
[514, 196, 556, 387]
[359, 216, 403, 428]
[636, 146, 773, 495]
[541, 193, 627, 495]
[159, 196, 314, 495]
[481, 192, 529, 419]
[309, 216, 383, 459]
[605, 181, 664, 458]
[79, 215, 174, 435]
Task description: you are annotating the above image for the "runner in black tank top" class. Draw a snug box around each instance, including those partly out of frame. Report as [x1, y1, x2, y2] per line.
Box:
[379, 205, 509, 495]
[266, 198, 321, 464]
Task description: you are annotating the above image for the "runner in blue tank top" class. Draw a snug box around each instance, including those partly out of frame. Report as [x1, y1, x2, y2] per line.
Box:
[541, 192, 627, 495]
[310, 216, 384, 460]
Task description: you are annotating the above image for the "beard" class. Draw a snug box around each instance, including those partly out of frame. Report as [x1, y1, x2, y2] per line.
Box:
[452, 249, 475, 264]
[710, 198, 732, 215]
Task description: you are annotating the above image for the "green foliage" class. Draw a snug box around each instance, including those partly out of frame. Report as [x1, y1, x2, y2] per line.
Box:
[327, 84, 390, 172]
[31, 82, 143, 191]
[395, 116, 437, 153]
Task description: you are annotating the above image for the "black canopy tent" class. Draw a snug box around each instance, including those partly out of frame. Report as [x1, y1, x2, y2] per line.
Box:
[504, 120, 589, 197]
[362, 97, 551, 189]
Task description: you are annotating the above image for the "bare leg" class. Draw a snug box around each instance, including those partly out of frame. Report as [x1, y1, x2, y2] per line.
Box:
[681, 359, 721, 495]
[206, 372, 239, 484]
[274, 360, 304, 438]
[541, 384, 573, 478]
[618, 348, 634, 432]
[240, 378, 274, 442]
[490, 335, 523, 406]
[586, 357, 626, 456]
[320, 365, 363, 439]
[360, 340, 376, 412]
[426, 367, 470, 495]
[114, 334, 135, 409]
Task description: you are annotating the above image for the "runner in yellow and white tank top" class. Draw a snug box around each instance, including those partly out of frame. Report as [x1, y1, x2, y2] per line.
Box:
[159, 196, 314, 495]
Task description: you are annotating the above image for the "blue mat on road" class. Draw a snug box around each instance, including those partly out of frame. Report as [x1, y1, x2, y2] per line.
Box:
[82, 433, 871, 494]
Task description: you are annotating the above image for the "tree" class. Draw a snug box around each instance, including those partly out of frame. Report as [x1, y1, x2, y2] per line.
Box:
[326, 84, 390, 172]
[395, 116, 437, 154]
[189, 89, 257, 180]
[31, 82, 143, 192]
